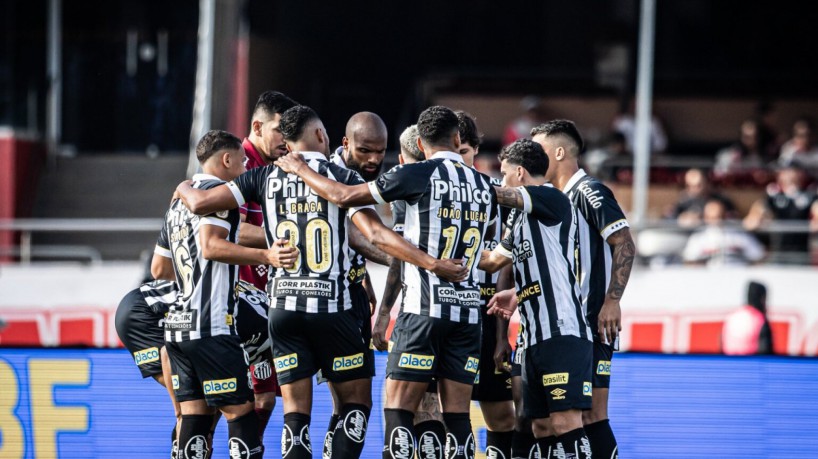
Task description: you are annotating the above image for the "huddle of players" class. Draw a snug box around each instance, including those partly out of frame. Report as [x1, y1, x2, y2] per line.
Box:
[116, 89, 634, 459]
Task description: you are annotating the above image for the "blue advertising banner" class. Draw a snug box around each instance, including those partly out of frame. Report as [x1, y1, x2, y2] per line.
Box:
[0, 349, 816, 458]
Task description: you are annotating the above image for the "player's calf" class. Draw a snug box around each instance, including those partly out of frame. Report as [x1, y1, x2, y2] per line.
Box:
[178, 414, 213, 459]
[383, 409, 416, 459]
[283, 412, 313, 459]
[330, 403, 371, 459]
[442, 412, 475, 459]
[227, 411, 264, 458]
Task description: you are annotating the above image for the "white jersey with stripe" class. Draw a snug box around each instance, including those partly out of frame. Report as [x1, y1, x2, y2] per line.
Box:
[330, 150, 367, 285]
[234, 280, 271, 365]
[497, 184, 590, 348]
[227, 151, 373, 313]
[155, 174, 241, 342]
[139, 280, 178, 314]
[368, 151, 498, 324]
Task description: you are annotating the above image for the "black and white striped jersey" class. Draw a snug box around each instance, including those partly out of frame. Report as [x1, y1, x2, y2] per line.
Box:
[155, 174, 241, 342]
[475, 177, 505, 304]
[368, 151, 498, 324]
[563, 169, 629, 338]
[496, 184, 589, 348]
[138, 280, 178, 315]
[330, 150, 367, 285]
[227, 151, 373, 313]
[234, 280, 271, 365]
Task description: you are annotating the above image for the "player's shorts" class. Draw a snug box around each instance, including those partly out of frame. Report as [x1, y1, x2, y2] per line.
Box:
[592, 339, 614, 389]
[521, 336, 592, 419]
[234, 284, 280, 396]
[115, 288, 165, 379]
[386, 311, 481, 386]
[165, 334, 253, 407]
[472, 309, 512, 401]
[268, 308, 370, 385]
[510, 345, 523, 378]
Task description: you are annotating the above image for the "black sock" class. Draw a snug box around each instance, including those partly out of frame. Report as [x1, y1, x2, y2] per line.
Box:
[552, 428, 592, 459]
[511, 429, 536, 459]
[535, 436, 556, 459]
[227, 411, 263, 458]
[178, 414, 212, 459]
[442, 412, 475, 459]
[256, 407, 273, 440]
[331, 404, 371, 459]
[323, 413, 341, 459]
[383, 409, 415, 459]
[415, 420, 446, 459]
[171, 425, 178, 459]
[485, 430, 513, 459]
[584, 419, 617, 459]
[283, 412, 313, 459]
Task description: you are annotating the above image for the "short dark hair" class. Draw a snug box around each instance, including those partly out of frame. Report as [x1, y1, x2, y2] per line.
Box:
[456, 110, 482, 148]
[498, 139, 548, 176]
[196, 130, 242, 163]
[530, 119, 585, 153]
[279, 105, 319, 142]
[252, 91, 297, 119]
[417, 106, 459, 147]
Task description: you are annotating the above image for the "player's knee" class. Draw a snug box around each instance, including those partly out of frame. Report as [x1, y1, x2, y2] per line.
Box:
[549, 410, 583, 437]
[254, 393, 276, 412]
[530, 418, 552, 438]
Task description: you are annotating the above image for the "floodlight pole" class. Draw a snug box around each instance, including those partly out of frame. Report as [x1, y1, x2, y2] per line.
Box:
[631, 0, 656, 229]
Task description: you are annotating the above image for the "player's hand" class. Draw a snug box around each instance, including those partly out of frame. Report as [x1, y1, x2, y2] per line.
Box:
[266, 238, 297, 268]
[487, 288, 517, 320]
[493, 335, 512, 373]
[431, 258, 468, 282]
[372, 311, 391, 351]
[274, 151, 305, 174]
[598, 299, 622, 345]
[173, 180, 193, 202]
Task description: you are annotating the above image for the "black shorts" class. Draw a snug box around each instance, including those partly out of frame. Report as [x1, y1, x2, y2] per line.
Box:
[268, 308, 370, 385]
[522, 336, 593, 419]
[349, 282, 376, 377]
[165, 334, 253, 407]
[115, 288, 165, 379]
[472, 309, 512, 402]
[592, 339, 614, 389]
[386, 312, 481, 385]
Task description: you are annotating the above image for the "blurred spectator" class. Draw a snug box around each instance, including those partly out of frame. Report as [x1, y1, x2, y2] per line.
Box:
[583, 131, 630, 182]
[682, 199, 765, 266]
[743, 165, 818, 263]
[611, 98, 668, 154]
[502, 95, 545, 146]
[713, 119, 770, 184]
[755, 101, 783, 160]
[777, 116, 818, 169]
[666, 168, 738, 227]
[721, 281, 774, 355]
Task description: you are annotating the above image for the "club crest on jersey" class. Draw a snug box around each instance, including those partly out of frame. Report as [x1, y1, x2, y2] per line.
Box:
[133, 347, 160, 366]
[333, 353, 364, 372]
[253, 360, 273, 380]
[418, 431, 442, 459]
[432, 180, 492, 205]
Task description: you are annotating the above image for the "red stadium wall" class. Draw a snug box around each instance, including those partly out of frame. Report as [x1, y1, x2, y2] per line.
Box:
[0, 132, 46, 262]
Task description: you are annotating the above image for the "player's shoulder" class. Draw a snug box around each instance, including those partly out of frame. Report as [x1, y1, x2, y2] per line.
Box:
[571, 173, 617, 205]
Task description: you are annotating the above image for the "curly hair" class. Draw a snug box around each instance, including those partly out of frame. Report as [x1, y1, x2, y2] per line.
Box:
[195, 130, 242, 163]
[498, 139, 549, 176]
[417, 106, 459, 147]
[530, 119, 585, 153]
[279, 105, 319, 142]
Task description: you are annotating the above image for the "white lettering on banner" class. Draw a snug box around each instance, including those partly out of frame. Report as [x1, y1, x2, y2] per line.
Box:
[272, 277, 336, 299]
[267, 176, 317, 199]
[432, 180, 492, 205]
[432, 286, 481, 307]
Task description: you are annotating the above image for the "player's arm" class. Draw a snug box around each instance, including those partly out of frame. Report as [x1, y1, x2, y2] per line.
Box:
[175, 181, 240, 215]
[373, 255, 402, 351]
[493, 263, 514, 372]
[350, 208, 467, 283]
[239, 222, 267, 249]
[362, 272, 378, 316]
[598, 227, 635, 343]
[274, 152, 376, 207]
[151, 253, 175, 281]
[199, 223, 296, 268]
[493, 186, 526, 209]
[478, 249, 512, 273]
[348, 222, 392, 266]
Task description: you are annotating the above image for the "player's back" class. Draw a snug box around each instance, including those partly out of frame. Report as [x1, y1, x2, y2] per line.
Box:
[370, 152, 497, 323]
[229, 151, 368, 314]
[159, 175, 240, 341]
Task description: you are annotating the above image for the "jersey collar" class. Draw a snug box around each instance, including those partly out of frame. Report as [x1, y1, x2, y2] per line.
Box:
[430, 151, 465, 163]
[562, 168, 588, 192]
[330, 147, 347, 167]
[299, 151, 328, 161]
[192, 173, 222, 182]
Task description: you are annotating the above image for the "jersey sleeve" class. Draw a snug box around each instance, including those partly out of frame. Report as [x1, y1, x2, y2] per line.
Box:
[390, 200, 407, 235]
[227, 166, 271, 207]
[578, 181, 629, 240]
[199, 180, 241, 231]
[497, 228, 514, 259]
[367, 163, 429, 205]
[154, 223, 171, 258]
[519, 185, 572, 224]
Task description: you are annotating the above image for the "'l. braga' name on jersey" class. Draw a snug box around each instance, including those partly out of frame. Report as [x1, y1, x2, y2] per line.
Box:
[576, 181, 603, 209]
[433, 285, 481, 307]
[512, 240, 534, 262]
[432, 180, 493, 205]
[272, 277, 336, 298]
[267, 176, 327, 214]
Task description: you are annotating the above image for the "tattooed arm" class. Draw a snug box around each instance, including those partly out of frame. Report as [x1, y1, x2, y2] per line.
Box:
[598, 227, 636, 344]
[493, 186, 525, 209]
